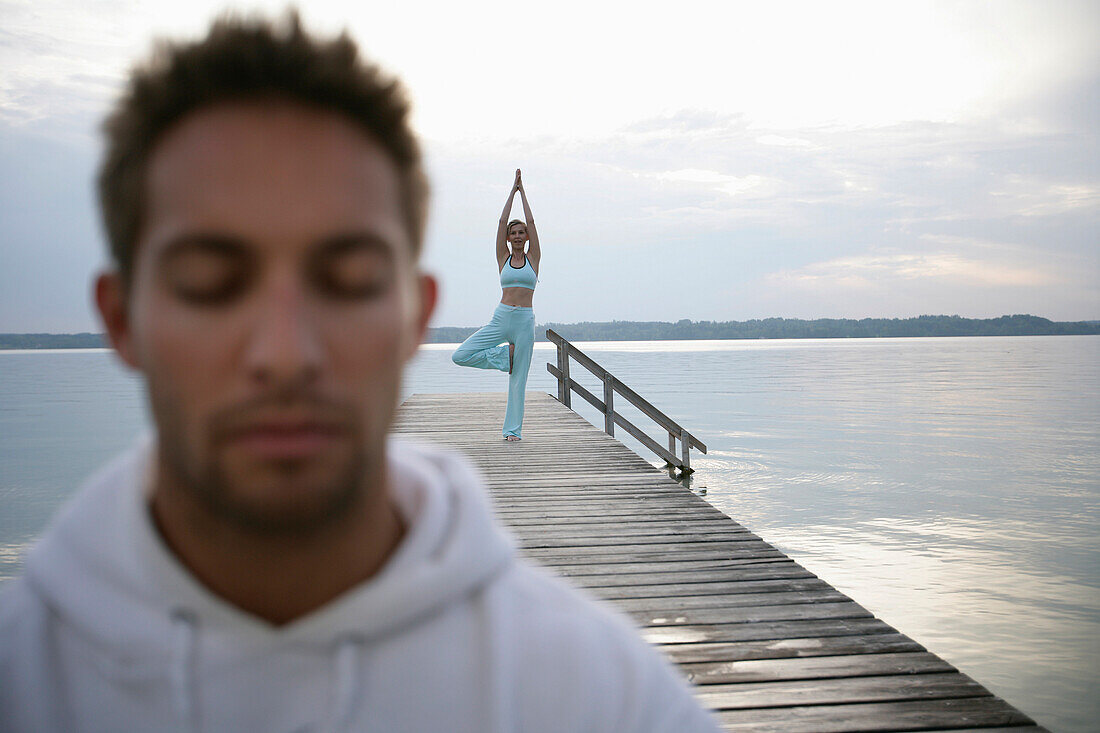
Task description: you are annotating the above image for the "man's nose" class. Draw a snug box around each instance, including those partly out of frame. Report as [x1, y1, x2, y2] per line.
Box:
[243, 275, 323, 389]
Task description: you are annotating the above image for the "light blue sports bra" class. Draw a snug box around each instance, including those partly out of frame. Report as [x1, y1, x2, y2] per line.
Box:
[500, 254, 537, 290]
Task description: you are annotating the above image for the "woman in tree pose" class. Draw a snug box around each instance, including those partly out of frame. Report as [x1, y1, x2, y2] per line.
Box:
[451, 169, 540, 441]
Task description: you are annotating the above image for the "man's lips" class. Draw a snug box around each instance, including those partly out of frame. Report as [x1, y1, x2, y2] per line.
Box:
[223, 421, 349, 460]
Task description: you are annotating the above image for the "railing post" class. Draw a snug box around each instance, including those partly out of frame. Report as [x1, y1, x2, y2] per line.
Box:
[680, 429, 692, 473]
[603, 375, 615, 436]
[558, 341, 571, 408]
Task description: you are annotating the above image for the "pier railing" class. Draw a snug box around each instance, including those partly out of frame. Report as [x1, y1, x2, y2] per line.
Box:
[545, 329, 707, 473]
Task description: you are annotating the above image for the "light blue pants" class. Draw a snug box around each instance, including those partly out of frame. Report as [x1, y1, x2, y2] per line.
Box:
[451, 304, 535, 438]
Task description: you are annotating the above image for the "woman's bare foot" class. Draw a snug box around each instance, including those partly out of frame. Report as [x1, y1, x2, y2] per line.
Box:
[505, 435, 521, 441]
[509, 343, 515, 374]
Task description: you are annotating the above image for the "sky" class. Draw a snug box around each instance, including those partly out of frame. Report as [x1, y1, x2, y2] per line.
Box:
[1, 0, 1097, 331]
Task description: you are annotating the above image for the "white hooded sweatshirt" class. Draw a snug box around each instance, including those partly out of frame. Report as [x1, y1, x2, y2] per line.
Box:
[0, 438, 720, 733]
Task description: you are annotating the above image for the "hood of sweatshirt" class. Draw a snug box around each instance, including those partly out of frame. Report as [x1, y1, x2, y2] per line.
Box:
[20, 436, 515, 727]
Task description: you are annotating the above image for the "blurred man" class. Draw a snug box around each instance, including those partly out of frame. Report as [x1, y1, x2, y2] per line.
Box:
[0, 11, 719, 732]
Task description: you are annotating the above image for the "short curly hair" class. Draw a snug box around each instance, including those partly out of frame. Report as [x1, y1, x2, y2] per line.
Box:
[98, 11, 428, 282]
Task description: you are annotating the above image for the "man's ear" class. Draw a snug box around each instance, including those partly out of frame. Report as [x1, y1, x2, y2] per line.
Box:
[412, 272, 438, 349]
[95, 272, 139, 369]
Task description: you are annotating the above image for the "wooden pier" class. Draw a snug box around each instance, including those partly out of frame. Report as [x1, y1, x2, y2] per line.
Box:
[394, 391, 1045, 732]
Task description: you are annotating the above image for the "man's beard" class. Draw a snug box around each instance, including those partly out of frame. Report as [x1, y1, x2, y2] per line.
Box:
[153, 386, 377, 537]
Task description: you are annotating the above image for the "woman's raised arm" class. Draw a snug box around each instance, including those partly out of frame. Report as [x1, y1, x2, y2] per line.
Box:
[496, 171, 520, 268]
[516, 171, 540, 272]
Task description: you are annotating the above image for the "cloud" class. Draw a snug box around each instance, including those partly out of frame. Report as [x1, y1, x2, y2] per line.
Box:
[989, 178, 1100, 218]
[769, 252, 1059, 291]
[653, 169, 773, 198]
[756, 135, 815, 148]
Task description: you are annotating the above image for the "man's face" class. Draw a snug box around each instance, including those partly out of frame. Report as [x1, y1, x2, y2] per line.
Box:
[97, 102, 435, 533]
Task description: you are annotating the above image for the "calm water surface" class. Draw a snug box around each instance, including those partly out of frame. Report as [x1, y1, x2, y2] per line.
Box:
[1, 336, 1097, 732]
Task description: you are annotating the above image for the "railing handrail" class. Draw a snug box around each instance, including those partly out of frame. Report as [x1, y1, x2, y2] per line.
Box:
[545, 329, 707, 473]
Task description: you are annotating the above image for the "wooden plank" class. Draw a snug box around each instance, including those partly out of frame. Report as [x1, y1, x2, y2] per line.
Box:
[525, 547, 786, 567]
[495, 503, 727, 519]
[502, 510, 743, 527]
[507, 524, 768, 541]
[628, 601, 873, 628]
[524, 540, 765, 555]
[501, 514, 733, 529]
[641, 618, 904, 645]
[517, 528, 756, 545]
[494, 492, 720, 506]
[712, 697, 1035, 732]
[697, 672, 986, 709]
[608, 589, 851, 613]
[562, 559, 796, 579]
[486, 473, 687, 487]
[588, 578, 832, 600]
[489, 486, 702, 498]
[681, 652, 955, 685]
[661, 633, 925, 664]
[394, 393, 1040, 733]
[523, 539, 774, 558]
[503, 501, 734, 519]
[928, 728, 1047, 732]
[496, 489, 731, 503]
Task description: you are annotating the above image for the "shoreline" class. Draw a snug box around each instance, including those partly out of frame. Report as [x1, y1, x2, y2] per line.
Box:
[5, 323, 1100, 351]
[5, 331, 1100, 353]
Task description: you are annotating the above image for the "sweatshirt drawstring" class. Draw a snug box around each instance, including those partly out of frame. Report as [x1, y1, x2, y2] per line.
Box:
[331, 636, 362, 733]
[170, 609, 199, 733]
[168, 612, 361, 732]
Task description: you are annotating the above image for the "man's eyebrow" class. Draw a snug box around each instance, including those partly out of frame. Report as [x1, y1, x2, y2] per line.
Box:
[314, 232, 397, 260]
[158, 234, 250, 263]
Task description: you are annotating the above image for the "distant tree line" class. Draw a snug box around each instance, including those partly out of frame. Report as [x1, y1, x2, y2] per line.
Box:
[426, 315, 1100, 343]
[4, 315, 1099, 349]
[528, 315, 1100, 342]
[0, 333, 107, 349]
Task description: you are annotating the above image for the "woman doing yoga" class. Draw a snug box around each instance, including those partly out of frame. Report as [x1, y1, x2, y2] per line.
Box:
[451, 169, 540, 441]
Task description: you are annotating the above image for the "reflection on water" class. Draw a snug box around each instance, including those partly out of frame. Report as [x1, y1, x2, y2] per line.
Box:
[2, 336, 1098, 732]
[0, 350, 147, 585]
[760, 516, 1100, 733]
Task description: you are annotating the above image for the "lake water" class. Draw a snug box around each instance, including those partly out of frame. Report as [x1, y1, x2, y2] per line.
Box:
[2, 335, 1097, 732]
